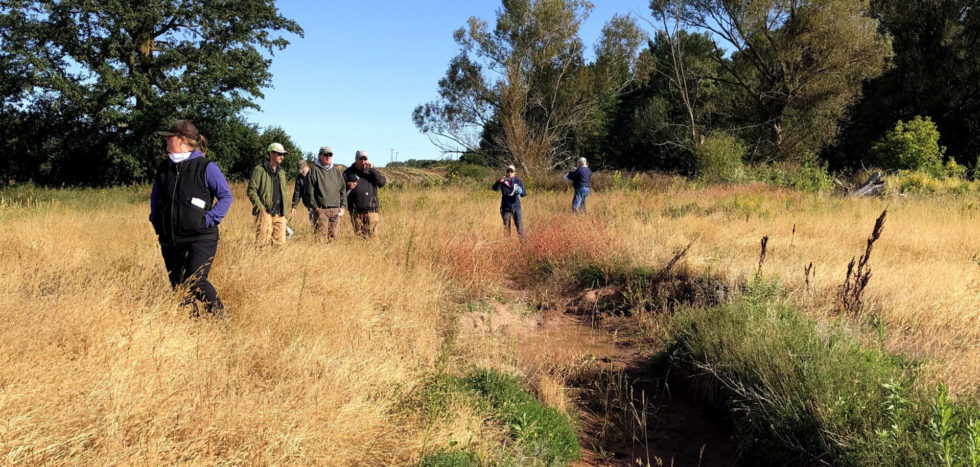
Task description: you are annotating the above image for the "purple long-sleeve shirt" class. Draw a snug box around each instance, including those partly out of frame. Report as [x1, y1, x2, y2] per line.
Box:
[149, 151, 233, 228]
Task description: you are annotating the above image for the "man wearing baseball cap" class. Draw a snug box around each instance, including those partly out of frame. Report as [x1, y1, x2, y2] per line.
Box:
[343, 150, 387, 238]
[492, 164, 528, 241]
[247, 142, 290, 246]
[304, 146, 347, 240]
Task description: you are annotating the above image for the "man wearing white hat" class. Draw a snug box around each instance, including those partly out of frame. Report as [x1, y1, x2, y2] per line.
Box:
[247, 142, 290, 246]
[343, 150, 387, 238]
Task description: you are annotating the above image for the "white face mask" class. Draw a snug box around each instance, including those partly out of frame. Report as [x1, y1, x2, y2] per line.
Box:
[169, 151, 192, 163]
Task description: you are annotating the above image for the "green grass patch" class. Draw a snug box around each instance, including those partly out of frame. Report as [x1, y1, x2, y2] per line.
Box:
[419, 449, 480, 467]
[667, 282, 980, 465]
[461, 369, 582, 465]
[419, 369, 582, 466]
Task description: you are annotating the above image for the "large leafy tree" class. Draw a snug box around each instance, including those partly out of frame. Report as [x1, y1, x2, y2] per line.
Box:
[828, 0, 979, 170]
[672, 0, 892, 162]
[0, 0, 302, 185]
[413, 0, 641, 174]
[602, 29, 725, 172]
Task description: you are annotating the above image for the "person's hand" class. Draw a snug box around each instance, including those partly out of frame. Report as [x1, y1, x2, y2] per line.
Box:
[290, 207, 296, 218]
[347, 181, 357, 190]
[337, 208, 344, 218]
[499, 177, 506, 183]
[363, 161, 373, 169]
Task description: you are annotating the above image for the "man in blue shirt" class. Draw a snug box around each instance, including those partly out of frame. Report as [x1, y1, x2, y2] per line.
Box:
[492, 165, 528, 241]
[563, 157, 592, 214]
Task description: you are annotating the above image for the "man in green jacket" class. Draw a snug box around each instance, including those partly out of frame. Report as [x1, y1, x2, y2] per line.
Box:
[304, 146, 347, 240]
[247, 142, 291, 246]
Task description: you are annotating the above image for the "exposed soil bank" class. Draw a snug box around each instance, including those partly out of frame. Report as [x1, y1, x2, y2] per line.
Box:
[559, 312, 740, 467]
[458, 288, 745, 466]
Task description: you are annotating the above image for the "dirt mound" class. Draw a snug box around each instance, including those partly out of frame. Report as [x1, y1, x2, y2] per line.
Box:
[570, 274, 732, 316]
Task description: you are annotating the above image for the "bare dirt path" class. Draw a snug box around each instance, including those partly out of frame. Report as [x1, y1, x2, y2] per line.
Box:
[458, 288, 742, 466]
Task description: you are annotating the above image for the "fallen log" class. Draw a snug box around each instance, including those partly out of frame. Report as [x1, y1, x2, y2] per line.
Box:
[851, 170, 885, 197]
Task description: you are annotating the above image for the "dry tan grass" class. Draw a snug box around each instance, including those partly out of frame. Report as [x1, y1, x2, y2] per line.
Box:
[0, 185, 459, 464]
[565, 184, 980, 395]
[2, 179, 979, 463]
[393, 182, 980, 395]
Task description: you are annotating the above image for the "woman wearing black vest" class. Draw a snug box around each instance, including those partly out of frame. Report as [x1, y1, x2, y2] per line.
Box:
[149, 120, 233, 317]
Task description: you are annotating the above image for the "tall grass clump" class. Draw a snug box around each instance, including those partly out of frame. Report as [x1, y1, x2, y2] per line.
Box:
[511, 217, 623, 288]
[668, 281, 980, 465]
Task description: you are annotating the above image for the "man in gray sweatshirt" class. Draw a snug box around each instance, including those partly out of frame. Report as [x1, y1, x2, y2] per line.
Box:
[304, 146, 347, 240]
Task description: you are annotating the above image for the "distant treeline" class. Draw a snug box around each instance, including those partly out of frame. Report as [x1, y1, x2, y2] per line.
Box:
[414, 0, 980, 179]
[2, 1, 978, 186]
[386, 159, 449, 169]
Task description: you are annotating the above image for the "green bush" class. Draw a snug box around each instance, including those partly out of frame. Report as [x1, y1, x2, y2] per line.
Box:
[446, 162, 492, 181]
[870, 116, 947, 176]
[668, 289, 980, 465]
[747, 153, 835, 192]
[694, 132, 746, 183]
[943, 159, 968, 178]
[888, 170, 980, 196]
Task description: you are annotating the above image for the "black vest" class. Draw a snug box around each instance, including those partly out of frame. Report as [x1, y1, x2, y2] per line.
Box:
[152, 156, 219, 244]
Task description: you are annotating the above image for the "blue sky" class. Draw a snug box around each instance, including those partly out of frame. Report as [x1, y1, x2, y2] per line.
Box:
[246, 1, 653, 166]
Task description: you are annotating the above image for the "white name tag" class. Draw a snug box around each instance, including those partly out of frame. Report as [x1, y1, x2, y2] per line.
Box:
[190, 197, 206, 209]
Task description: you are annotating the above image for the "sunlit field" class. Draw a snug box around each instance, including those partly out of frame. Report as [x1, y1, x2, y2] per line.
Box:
[2, 177, 979, 463]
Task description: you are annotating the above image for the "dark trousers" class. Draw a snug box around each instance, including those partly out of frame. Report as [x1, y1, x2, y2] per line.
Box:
[501, 207, 525, 240]
[160, 239, 223, 315]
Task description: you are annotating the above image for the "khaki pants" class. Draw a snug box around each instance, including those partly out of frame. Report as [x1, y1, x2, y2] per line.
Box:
[350, 212, 380, 238]
[255, 211, 287, 246]
[312, 207, 342, 239]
